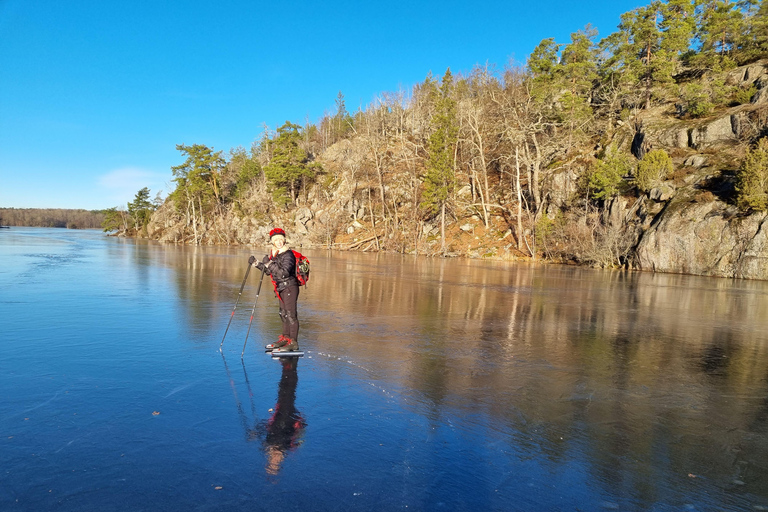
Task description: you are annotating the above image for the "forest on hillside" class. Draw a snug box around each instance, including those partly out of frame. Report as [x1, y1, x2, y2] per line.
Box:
[107, 0, 768, 269]
[1, 208, 106, 229]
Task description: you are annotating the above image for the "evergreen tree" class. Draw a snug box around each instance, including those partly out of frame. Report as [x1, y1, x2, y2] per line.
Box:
[559, 26, 599, 152]
[587, 149, 634, 201]
[600, 1, 694, 108]
[127, 187, 155, 232]
[102, 207, 129, 233]
[561, 26, 599, 95]
[170, 144, 225, 209]
[737, 0, 768, 61]
[527, 38, 562, 103]
[736, 138, 768, 211]
[333, 91, 354, 140]
[169, 144, 226, 244]
[635, 149, 674, 192]
[264, 122, 314, 206]
[660, 0, 697, 67]
[756, 0, 768, 57]
[421, 69, 458, 254]
[528, 38, 560, 76]
[603, 3, 662, 108]
[695, 0, 744, 69]
[228, 146, 261, 201]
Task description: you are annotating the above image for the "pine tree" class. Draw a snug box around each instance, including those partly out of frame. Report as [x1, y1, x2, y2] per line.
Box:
[660, 0, 697, 67]
[169, 144, 226, 244]
[636, 149, 674, 192]
[559, 26, 599, 153]
[736, 138, 768, 211]
[101, 207, 130, 234]
[756, 0, 768, 57]
[695, 0, 744, 69]
[127, 187, 155, 232]
[738, 0, 768, 61]
[421, 69, 458, 254]
[527, 38, 562, 103]
[587, 150, 634, 201]
[264, 122, 313, 206]
[333, 91, 353, 141]
[561, 26, 599, 94]
[227, 146, 261, 202]
[170, 144, 225, 207]
[600, 1, 694, 108]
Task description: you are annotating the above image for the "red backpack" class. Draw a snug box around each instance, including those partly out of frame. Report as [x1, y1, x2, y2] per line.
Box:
[292, 250, 310, 286]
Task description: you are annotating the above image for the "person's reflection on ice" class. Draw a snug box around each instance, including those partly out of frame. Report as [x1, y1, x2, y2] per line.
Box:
[255, 356, 306, 475]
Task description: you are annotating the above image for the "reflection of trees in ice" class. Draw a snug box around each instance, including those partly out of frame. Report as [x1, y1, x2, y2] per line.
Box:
[300, 254, 768, 496]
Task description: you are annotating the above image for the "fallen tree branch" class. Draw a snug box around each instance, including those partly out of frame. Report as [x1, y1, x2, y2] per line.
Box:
[348, 232, 385, 250]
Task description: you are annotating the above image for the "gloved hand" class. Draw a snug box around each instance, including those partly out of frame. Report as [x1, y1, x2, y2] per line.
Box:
[248, 255, 256, 265]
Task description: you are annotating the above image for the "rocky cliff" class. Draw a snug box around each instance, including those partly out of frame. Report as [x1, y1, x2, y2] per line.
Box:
[142, 60, 768, 281]
[613, 60, 768, 279]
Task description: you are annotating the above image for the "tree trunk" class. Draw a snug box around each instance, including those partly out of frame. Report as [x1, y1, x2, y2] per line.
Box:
[532, 135, 542, 215]
[525, 133, 543, 219]
[367, 186, 380, 250]
[468, 115, 490, 228]
[190, 198, 199, 245]
[515, 147, 524, 252]
[440, 202, 446, 255]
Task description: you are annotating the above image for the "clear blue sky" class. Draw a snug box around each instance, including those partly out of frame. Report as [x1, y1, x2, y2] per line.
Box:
[0, 0, 643, 210]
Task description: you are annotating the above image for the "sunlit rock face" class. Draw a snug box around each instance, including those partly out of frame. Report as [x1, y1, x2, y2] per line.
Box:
[635, 199, 768, 280]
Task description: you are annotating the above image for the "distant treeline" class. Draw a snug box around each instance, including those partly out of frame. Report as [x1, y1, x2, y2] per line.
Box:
[0, 208, 107, 229]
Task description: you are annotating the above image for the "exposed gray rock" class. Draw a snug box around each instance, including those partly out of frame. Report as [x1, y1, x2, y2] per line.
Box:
[603, 196, 628, 228]
[293, 221, 309, 236]
[684, 154, 708, 167]
[738, 216, 768, 279]
[139, 61, 768, 279]
[649, 184, 676, 202]
[690, 115, 737, 148]
[631, 121, 689, 153]
[636, 199, 768, 279]
[547, 167, 579, 208]
[744, 64, 767, 82]
[752, 83, 768, 104]
[727, 61, 767, 85]
[732, 111, 750, 137]
[655, 126, 689, 148]
[294, 206, 313, 224]
[315, 210, 330, 225]
[732, 106, 768, 138]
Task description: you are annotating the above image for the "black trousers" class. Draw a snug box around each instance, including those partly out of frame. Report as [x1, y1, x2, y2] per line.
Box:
[278, 284, 300, 341]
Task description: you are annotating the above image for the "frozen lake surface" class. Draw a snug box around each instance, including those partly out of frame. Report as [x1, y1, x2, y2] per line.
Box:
[2, 227, 768, 511]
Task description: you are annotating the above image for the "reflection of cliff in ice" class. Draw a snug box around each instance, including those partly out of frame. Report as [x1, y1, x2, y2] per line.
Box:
[147, 244, 768, 498]
[300, 252, 768, 497]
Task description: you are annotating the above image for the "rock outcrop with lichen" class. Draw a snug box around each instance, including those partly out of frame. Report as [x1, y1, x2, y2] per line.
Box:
[618, 60, 768, 279]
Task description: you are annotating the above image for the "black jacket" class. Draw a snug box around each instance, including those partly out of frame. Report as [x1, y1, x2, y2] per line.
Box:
[258, 250, 299, 291]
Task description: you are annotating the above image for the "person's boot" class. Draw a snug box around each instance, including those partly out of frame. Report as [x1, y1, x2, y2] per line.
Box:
[272, 337, 298, 353]
[265, 335, 288, 351]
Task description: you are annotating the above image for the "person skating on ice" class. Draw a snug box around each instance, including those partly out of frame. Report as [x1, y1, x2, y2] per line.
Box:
[248, 228, 300, 353]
